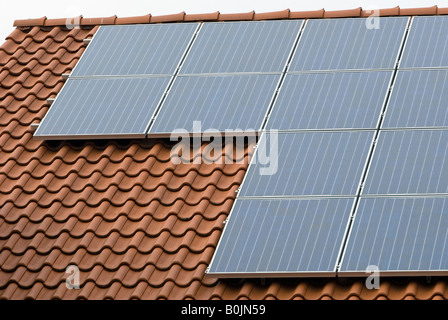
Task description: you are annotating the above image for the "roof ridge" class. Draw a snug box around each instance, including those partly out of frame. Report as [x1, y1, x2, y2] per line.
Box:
[12, 6, 448, 28]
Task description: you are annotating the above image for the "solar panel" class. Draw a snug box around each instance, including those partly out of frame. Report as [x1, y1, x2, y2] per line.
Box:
[289, 17, 408, 71]
[208, 198, 354, 277]
[34, 77, 170, 139]
[180, 20, 303, 74]
[400, 16, 448, 69]
[71, 23, 199, 77]
[340, 197, 448, 276]
[149, 74, 280, 135]
[267, 71, 392, 130]
[239, 131, 374, 197]
[363, 130, 448, 195]
[383, 70, 448, 128]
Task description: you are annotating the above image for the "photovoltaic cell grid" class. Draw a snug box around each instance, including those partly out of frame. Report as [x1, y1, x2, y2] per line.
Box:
[267, 71, 392, 130]
[209, 198, 354, 276]
[180, 20, 304, 74]
[363, 130, 448, 195]
[72, 23, 200, 77]
[34, 77, 171, 139]
[340, 197, 448, 275]
[150, 75, 280, 134]
[400, 16, 448, 69]
[239, 131, 374, 197]
[383, 70, 448, 128]
[289, 17, 409, 71]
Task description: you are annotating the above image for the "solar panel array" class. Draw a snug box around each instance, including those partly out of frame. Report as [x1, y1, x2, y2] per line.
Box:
[210, 15, 448, 278]
[33, 16, 448, 277]
[35, 23, 200, 139]
[35, 21, 304, 139]
[210, 16, 416, 277]
[339, 16, 448, 276]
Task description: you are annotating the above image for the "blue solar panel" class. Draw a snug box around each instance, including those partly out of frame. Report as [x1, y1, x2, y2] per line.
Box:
[149, 75, 280, 135]
[340, 197, 448, 276]
[289, 17, 408, 71]
[363, 130, 448, 195]
[71, 23, 199, 77]
[208, 198, 354, 277]
[34, 77, 170, 139]
[400, 16, 448, 68]
[239, 131, 374, 197]
[181, 20, 303, 74]
[267, 71, 392, 130]
[383, 70, 448, 128]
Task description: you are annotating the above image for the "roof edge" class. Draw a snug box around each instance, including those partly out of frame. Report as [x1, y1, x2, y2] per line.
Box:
[12, 5, 448, 28]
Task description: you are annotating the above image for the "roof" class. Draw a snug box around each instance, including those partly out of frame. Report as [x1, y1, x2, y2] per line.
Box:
[1, 6, 448, 300]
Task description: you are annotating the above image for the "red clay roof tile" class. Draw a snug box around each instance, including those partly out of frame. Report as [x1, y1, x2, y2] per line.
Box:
[44, 17, 82, 27]
[400, 5, 438, 16]
[150, 12, 186, 23]
[184, 12, 220, 22]
[80, 16, 117, 26]
[324, 7, 362, 18]
[218, 11, 255, 21]
[13, 17, 47, 27]
[114, 14, 152, 25]
[253, 9, 290, 20]
[290, 8, 325, 19]
[361, 6, 400, 17]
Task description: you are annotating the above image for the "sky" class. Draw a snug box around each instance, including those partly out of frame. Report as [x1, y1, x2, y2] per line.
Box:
[1, 0, 448, 43]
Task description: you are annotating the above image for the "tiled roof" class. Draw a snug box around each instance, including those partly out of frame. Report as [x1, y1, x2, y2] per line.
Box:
[1, 7, 448, 300]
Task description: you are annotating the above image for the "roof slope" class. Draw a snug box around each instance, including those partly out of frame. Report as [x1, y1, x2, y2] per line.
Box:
[1, 8, 448, 300]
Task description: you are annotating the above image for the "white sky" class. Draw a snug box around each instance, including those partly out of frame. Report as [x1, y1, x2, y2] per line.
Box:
[1, 0, 448, 44]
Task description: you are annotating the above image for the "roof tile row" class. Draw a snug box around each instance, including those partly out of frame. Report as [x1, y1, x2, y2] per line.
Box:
[12, 6, 448, 28]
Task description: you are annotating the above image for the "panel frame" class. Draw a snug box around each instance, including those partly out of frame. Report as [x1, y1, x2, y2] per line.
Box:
[265, 70, 395, 131]
[34, 76, 172, 140]
[237, 130, 377, 198]
[381, 69, 448, 130]
[360, 129, 448, 196]
[206, 197, 358, 279]
[398, 16, 448, 70]
[179, 20, 305, 75]
[146, 73, 283, 138]
[288, 16, 410, 72]
[70, 23, 201, 78]
[338, 195, 448, 277]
